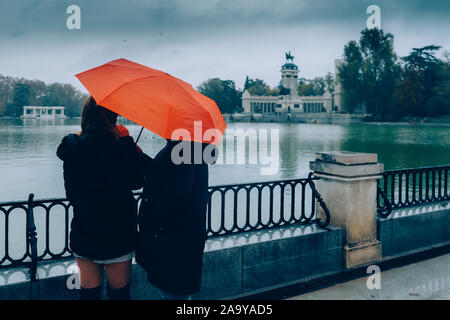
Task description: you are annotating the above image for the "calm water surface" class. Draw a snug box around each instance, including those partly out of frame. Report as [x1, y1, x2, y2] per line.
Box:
[0, 118, 449, 202]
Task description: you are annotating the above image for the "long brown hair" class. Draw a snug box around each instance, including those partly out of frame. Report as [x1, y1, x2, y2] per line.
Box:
[81, 96, 119, 138]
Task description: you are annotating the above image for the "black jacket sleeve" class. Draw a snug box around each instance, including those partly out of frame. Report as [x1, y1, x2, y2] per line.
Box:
[117, 136, 152, 190]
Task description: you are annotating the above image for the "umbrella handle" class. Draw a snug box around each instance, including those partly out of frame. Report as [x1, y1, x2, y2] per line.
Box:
[135, 127, 144, 144]
[135, 126, 144, 144]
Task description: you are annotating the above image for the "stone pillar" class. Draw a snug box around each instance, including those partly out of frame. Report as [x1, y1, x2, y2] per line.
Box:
[310, 151, 383, 268]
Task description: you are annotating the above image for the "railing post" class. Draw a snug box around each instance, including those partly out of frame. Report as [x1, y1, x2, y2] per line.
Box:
[26, 193, 38, 282]
[310, 152, 383, 268]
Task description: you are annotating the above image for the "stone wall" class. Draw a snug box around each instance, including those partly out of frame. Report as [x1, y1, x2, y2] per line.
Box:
[378, 202, 450, 257]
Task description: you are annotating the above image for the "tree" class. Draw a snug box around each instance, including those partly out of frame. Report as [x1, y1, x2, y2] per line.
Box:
[402, 45, 441, 74]
[396, 71, 425, 117]
[426, 58, 450, 116]
[244, 76, 251, 90]
[397, 45, 443, 117]
[0, 74, 87, 117]
[197, 78, 242, 114]
[0, 75, 15, 115]
[246, 78, 268, 96]
[42, 83, 87, 117]
[339, 29, 401, 118]
[359, 28, 401, 118]
[266, 87, 281, 96]
[324, 72, 336, 95]
[297, 77, 326, 96]
[338, 41, 364, 113]
[7, 83, 30, 116]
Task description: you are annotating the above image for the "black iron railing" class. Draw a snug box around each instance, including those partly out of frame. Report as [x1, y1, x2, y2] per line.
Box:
[0, 173, 330, 279]
[207, 172, 330, 236]
[377, 165, 450, 218]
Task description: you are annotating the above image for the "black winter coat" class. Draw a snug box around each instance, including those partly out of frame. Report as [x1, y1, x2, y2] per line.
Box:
[57, 131, 148, 260]
[136, 141, 209, 295]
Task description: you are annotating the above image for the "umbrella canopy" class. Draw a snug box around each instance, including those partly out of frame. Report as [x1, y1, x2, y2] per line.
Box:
[75, 58, 226, 145]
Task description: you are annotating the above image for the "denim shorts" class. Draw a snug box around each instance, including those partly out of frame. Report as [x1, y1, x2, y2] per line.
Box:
[74, 251, 135, 264]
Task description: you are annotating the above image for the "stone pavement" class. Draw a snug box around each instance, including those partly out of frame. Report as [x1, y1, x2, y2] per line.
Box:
[289, 253, 450, 300]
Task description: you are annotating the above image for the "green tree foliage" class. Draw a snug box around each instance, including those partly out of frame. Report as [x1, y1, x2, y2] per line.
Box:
[297, 74, 335, 97]
[396, 71, 425, 117]
[324, 72, 336, 95]
[243, 77, 282, 96]
[359, 29, 401, 118]
[297, 77, 326, 96]
[244, 75, 251, 90]
[266, 87, 281, 96]
[0, 74, 88, 117]
[197, 78, 242, 114]
[338, 41, 364, 113]
[7, 83, 31, 116]
[339, 29, 401, 118]
[246, 78, 268, 96]
[397, 45, 444, 117]
[42, 83, 87, 117]
[0, 75, 16, 115]
[426, 58, 450, 116]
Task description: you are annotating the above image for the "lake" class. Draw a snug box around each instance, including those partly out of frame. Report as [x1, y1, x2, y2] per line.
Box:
[1, 118, 449, 262]
[0, 118, 449, 203]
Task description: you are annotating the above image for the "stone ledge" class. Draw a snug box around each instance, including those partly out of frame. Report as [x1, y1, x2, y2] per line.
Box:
[315, 151, 378, 165]
[310, 161, 383, 179]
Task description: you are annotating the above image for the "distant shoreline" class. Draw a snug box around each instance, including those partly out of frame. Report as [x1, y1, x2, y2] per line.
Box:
[223, 113, 450, 127]
[1, 115, 449, 127]
[362, 121, 450, 127]
[0, 116, 81, 120]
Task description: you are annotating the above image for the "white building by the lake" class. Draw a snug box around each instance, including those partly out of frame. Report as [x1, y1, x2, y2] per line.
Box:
[242, 54, 344, 115]
[22, 106, 67, 119]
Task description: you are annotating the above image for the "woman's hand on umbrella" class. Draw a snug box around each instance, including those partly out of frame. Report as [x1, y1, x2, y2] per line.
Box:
[116, 124, 142, 153]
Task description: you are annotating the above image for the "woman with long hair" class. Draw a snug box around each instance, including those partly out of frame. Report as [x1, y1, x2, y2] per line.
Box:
[57, 96, 148, 300]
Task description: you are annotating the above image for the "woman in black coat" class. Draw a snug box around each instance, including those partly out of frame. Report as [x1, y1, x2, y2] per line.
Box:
[57, 96, 148, 300]
[136, 140, 214, 299]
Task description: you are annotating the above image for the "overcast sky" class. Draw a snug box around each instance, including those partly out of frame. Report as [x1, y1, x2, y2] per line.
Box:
[0, 0, 449, 92]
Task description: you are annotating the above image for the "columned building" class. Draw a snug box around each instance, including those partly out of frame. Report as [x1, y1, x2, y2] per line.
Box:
[22, 106, 67, 119]
[242, 54, 336, 114]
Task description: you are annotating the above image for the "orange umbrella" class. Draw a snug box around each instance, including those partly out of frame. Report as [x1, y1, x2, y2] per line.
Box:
[75, 58, 226, 145]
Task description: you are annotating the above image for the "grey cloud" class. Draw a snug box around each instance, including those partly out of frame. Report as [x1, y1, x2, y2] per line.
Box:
[1, 0, 449, 38]
[0, 0, 448, 92]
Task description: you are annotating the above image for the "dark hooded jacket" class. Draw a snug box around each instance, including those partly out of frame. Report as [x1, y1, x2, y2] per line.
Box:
[136, 140, 212, 295]
[56, 130, 148, 260]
